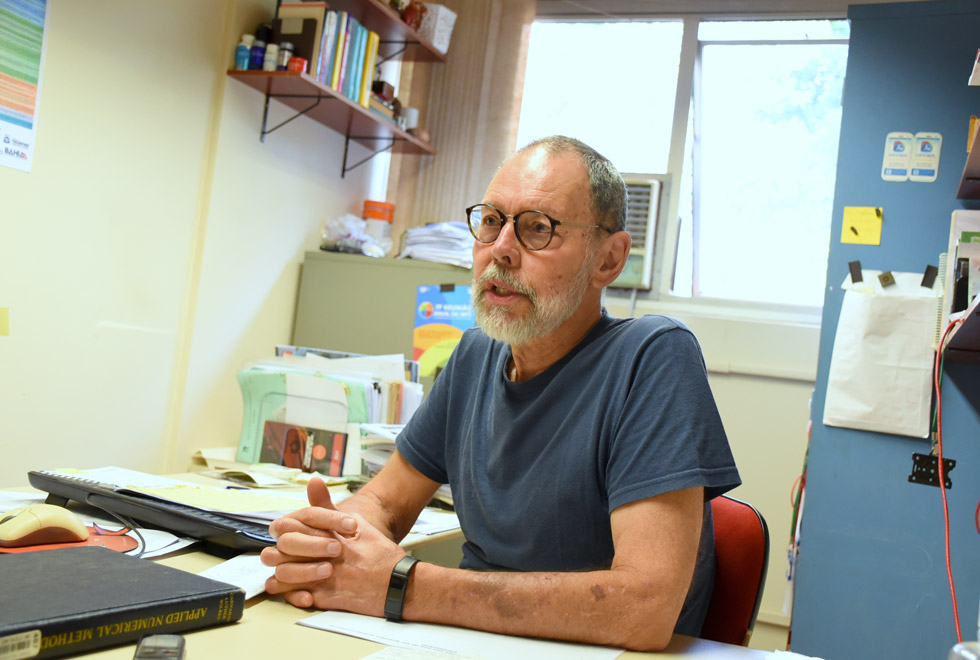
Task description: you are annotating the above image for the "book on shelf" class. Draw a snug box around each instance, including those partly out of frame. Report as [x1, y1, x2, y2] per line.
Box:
[360, 30, 380, 107]
[316, 11, 339, 85]
[330, 11, 349, 91]
[344, 18, 366, 102]
[275, 2, 330, 77]
[0, 546, 244, 659]
[335, 13, 354, 93]
[369, 94, 395, 118]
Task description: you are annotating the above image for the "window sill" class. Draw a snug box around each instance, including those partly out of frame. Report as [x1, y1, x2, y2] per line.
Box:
[605, 294, 821, 382]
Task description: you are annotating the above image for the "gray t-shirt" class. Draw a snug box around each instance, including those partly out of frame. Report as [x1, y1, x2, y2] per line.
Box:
[396, 312, 741, 636]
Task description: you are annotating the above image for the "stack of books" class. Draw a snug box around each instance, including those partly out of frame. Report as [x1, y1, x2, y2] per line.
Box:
[276, 3, 381, 108]
[368, 94, 396, 122]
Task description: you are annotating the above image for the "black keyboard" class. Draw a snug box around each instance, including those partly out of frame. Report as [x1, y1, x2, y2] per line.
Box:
[27, 470, 276, 552]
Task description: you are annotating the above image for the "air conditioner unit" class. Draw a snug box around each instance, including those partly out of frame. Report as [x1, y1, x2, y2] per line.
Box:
[609, 176, 665, 290]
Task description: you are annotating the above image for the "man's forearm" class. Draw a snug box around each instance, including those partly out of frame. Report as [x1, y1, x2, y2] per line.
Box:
[402, 562, 685, 652]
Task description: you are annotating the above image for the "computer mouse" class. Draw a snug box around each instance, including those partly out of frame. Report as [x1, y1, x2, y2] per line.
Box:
[0, 503, 89, 547]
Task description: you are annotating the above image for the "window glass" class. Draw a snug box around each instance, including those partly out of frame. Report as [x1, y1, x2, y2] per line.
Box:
[699, 19, 850, 41]
[688, 39, 847, 305]
[516, 21, 683, 173]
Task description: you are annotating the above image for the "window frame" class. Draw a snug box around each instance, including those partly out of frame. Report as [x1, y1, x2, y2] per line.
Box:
[688, 32, 849, 306]
[521, 14, 849, 325]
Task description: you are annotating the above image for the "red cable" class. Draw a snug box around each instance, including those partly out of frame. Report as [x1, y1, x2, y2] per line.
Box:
[975, 498, 980, 537]
[936, 319, 963, 644]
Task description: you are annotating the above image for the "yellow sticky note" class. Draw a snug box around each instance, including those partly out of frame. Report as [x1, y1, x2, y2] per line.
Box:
[841, 207, 882, 245]
[0, 308, 7, 336]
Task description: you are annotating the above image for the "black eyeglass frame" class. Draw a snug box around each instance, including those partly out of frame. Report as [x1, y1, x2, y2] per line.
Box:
[465, 203, 613, 251]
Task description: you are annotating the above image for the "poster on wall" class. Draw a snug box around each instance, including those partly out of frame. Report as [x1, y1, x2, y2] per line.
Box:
[413, 285, 474, 377]
[0, 0, 48, 173]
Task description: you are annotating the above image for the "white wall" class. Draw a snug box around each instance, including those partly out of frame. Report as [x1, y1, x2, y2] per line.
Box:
[0, 0, 379, 483]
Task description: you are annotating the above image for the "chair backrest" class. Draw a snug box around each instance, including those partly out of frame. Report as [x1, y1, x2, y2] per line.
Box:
[700, 494, 770, 647]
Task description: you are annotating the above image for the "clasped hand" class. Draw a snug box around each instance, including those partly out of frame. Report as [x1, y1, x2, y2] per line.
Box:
[260, 478, 405, 615]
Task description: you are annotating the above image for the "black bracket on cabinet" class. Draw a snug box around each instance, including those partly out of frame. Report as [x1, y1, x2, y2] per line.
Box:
[377, 40, 419, 65]
[342, 135, 403, 177]
[260, 93, 332, 142]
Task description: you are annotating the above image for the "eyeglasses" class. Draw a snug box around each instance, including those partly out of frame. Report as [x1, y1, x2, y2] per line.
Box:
[465, 203, 612, 251]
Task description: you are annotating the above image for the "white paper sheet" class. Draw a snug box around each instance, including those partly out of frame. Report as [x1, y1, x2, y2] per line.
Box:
[299, 611, 622, 660]
[197, 552, 274, 599]
[823, 271, 939, 438]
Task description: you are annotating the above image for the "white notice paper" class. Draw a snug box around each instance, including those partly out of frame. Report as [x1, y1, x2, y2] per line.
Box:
[823, 271, 938, 438]
[198, 552, 274, 599]
[299, 611, 622, 660]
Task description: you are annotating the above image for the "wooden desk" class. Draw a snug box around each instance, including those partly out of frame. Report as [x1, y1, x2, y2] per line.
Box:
[8, 477, 766, 659]
[71, 549, 767, 659]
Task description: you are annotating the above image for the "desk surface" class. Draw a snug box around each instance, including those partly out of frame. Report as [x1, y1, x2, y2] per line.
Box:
[70, 548, 768, 660]
[7, 475, 768, 659]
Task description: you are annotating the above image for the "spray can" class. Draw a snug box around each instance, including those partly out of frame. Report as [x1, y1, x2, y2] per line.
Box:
[235, 34, 253, 70]
[262, 43, 279, 71]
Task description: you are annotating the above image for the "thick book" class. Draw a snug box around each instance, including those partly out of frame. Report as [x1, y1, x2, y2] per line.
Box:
[0, 546, 244, 659]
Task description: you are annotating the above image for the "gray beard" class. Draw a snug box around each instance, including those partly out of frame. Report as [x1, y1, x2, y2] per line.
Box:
[471, 260, 594, 348]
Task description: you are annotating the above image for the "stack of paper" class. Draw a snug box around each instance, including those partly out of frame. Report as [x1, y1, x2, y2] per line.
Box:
[236, 353, 424, 478]
[359, 424, 452, 505]
[398, 221, 474, 268]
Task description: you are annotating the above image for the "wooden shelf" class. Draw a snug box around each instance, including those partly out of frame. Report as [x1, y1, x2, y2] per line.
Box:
[327, 0, 447, 63]
[227, 70, 436, 157]
[227, 0, 447, 175]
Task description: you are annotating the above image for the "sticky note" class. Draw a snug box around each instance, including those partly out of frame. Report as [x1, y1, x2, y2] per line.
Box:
[0, 308, 7, 336]
[841, 207, 882, 245]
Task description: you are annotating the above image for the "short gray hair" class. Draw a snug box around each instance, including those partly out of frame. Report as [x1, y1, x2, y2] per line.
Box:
[516, 135, 627, 233]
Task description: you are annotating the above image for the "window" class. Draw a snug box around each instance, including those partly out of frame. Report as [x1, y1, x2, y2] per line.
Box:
[516, 20, 684, 174]
[517, 17, 849, 309]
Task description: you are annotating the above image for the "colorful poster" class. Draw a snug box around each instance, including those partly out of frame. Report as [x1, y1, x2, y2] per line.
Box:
[413, 285, 474, 377]
[0, 0, 47, 173]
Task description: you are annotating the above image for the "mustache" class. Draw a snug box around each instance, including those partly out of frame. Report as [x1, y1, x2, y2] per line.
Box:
[474, 264, 536, 300]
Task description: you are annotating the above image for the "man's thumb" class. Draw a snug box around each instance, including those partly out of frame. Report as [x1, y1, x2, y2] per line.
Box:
[307, 477, 337, 510]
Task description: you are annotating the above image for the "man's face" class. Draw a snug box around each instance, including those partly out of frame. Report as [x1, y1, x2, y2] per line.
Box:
[471, 148, 600, 347]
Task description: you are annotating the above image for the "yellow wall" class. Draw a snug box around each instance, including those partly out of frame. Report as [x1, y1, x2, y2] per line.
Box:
[0, 0, 381, 482]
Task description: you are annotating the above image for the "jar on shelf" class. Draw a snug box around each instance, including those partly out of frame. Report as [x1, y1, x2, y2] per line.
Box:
[363, 200, 395, 254]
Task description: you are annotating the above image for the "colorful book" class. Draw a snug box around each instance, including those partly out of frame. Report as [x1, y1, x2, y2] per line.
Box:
[0, 546, 243, 659]
[330, 11, 349, 90]
[261, 420, 348, 476]
[334, 13, 353, 92]
[316, 11, 338, 85]
[360, 31, 380, 107]
[344, 17, 364, 101]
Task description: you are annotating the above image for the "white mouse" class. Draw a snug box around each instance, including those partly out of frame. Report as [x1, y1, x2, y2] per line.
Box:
[0, 503, 89, 547]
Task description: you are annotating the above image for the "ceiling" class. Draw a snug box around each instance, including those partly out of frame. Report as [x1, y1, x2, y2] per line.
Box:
[535, 0, 932, 18]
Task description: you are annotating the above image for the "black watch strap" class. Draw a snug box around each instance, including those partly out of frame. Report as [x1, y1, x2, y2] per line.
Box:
[384, 556, 420, 622]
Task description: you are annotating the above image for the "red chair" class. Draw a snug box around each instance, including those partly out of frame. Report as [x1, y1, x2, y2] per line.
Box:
[700, 495, 770, 646]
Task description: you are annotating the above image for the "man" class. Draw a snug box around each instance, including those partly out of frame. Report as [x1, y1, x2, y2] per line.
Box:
[261, 136, 740, 652]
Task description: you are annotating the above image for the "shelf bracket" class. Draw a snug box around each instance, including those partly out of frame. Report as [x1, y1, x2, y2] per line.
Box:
[260, 94, 332, 142]
[377, 40, 418, 66]
[341, 135, 404, 177]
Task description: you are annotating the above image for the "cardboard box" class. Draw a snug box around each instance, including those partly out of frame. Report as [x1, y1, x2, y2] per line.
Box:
[419, 4, 457, 54]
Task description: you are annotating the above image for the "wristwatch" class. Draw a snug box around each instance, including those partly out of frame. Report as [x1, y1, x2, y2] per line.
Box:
[384, 556, 420, 622]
